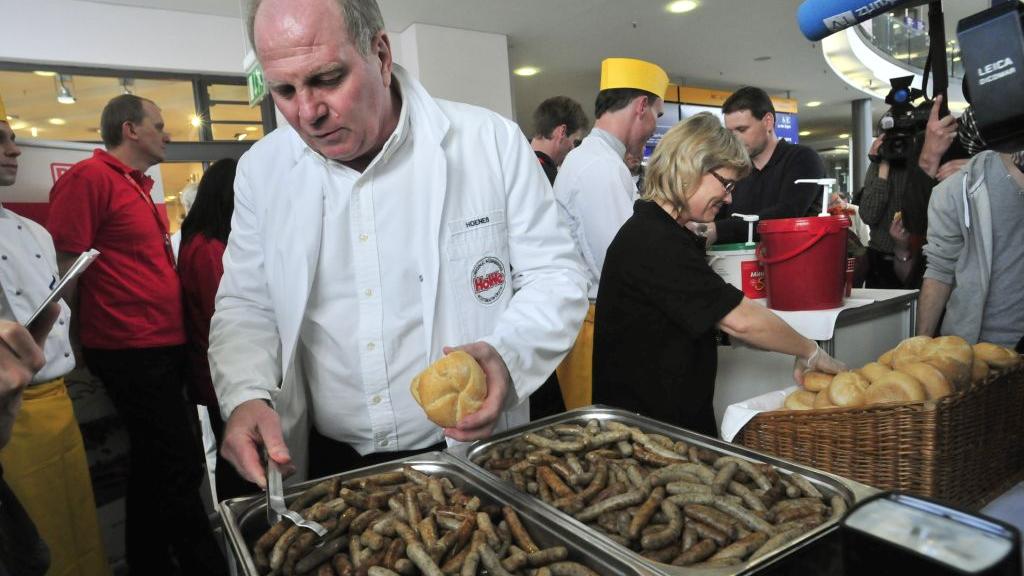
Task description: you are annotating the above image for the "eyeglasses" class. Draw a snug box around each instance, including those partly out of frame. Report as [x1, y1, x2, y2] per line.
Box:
[709, 169, 737, 194]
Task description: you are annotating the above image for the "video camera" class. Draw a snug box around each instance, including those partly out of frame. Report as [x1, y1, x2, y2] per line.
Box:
[877, 77, 930, 163]
[958, 0, 1024, 153]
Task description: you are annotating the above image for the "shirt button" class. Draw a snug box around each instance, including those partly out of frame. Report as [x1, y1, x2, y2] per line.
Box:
[35, 254, 41, 259]
[364, 288, 373, 297]
[371, 395, 381, 405]
[1, 255, 6, 260]
[59, 320, 65, 326]
[15, 289, 21, 296]
[367, 342, 376, 351]
[380, 439, 389, 447]
[65, 353, 71, 358]
[359, 233, 369, 242]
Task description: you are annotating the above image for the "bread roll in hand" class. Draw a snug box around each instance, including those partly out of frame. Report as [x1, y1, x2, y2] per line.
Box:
[410, 351, 487, 427]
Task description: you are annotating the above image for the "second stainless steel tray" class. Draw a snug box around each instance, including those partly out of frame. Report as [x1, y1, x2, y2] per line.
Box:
[219, 450, 646, 576]
[448, 405, 877, 575]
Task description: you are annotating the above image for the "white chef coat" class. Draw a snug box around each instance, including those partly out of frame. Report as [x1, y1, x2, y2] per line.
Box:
[553, 128, 636, 299]
[209, 65, 588, 478]
[0, 204, 74, 383]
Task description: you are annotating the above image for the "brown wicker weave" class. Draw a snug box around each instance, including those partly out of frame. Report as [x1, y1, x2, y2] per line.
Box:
[737, 365, 1024, 509]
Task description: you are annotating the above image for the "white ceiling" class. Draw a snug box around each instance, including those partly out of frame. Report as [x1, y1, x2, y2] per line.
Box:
[80, 0, 993, 148]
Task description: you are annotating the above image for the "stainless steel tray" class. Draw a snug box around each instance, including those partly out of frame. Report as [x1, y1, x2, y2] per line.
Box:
[219, 450, 646, 576]
[448, 406, 877, 575]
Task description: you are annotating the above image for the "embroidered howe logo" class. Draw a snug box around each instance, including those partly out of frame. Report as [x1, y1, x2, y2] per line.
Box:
[471, 256, 506, 304]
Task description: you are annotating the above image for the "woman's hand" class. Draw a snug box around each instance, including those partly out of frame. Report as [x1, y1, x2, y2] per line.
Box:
[793, 342, 846, 386]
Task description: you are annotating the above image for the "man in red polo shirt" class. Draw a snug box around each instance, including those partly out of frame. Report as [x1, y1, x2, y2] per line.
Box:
[47, 95, 225, 575]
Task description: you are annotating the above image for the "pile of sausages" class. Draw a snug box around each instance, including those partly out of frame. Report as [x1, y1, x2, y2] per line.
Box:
[248, 466, 602, 576]
[472, 419, 847, 569]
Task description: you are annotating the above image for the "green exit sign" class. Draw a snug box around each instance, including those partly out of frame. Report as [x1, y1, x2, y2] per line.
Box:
[247, 62, 267, 107]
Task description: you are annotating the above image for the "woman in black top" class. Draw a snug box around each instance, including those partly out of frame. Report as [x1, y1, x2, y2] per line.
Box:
[593, 113, 845, 436]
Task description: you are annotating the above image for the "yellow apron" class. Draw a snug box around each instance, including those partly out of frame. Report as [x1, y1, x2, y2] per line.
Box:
[0, 378, 111, 576]
[556, 303, 595, 409]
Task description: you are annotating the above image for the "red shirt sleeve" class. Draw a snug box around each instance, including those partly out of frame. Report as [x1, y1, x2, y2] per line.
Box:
[47, 168, 107, 254]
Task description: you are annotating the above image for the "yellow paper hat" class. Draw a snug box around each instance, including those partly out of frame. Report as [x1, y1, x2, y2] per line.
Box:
[600, 58, 670, 99]
[0, 91, 6, 122]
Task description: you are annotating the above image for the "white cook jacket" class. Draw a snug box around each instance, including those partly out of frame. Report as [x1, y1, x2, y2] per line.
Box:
[0, 205, 74, 384]
[553, 129, 636, 300]
[209, 65, 589, 480]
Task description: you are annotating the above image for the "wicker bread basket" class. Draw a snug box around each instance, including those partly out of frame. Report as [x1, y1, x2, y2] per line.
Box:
[737, 365, 1024, 509]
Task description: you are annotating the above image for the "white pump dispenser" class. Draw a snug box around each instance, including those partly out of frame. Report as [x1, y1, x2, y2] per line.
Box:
[731, 213, 760, 246]
[794, 178, 837, 217]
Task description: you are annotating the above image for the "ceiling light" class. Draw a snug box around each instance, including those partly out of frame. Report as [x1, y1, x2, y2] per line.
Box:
[10, 120, 28, 131]
[805, 101, 822, 107]
[513, 66, 540, 77]
[55, 74, 76, 104]
[33, 70, 56, 77]
[799, 130, 811, 136]
[245, 126, 258, 132]
[838, 133, 850, 139]
[235, 133, 248, 141]
[30, 127, 39, 137]
[190, 115, 203, 128]
[47, 118, 66, 125]
[667, 0, 698, 13]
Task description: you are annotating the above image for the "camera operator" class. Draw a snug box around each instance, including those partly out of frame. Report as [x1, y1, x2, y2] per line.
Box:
[857, 126, 912, 288]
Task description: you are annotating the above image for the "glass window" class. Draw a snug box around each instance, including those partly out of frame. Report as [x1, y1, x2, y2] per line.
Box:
[212, 123, 265, 141]
[159, 162, 205, 234]
[0, 70, 200, 142]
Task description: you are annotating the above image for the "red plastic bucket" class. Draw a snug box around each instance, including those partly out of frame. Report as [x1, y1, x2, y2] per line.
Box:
[756, 215, 851, 311]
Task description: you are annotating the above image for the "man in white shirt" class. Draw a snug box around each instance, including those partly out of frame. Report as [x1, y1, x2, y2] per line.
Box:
[211, 0, 587, 484]
[551, 57, 668, 410]
[0, 96, 109, 576]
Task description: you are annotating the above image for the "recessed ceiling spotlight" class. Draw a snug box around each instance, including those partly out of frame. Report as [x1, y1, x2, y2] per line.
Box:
[838, 133, 850, 139]
[10, 120, 28, 131]
[190, 115, 203, 128]
[33, 71, 56, 77]
[667, 0, 698, 13]
[799, 130, 811, 136]
[245, 126, 259, 132]
[805, 101, 822, 107]
[513, 67, 540, 77]
[30, 127, 39, 137]
[48, 118, 66, 125]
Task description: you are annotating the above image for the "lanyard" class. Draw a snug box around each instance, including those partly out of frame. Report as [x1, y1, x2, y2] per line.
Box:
[122, 172, 177, 269]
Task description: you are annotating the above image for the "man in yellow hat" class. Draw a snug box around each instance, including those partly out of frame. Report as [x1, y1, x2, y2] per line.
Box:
[0, 92, 111, 575]
[552, 57, 668, 409]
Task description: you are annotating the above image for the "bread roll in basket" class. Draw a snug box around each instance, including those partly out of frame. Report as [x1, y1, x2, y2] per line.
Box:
[410, 351, 487, 427]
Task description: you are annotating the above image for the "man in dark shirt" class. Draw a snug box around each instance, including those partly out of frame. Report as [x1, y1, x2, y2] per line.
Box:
[708, 86, 825, 245]
[528, 96, 589, 420]
[529, 96, 589, 185]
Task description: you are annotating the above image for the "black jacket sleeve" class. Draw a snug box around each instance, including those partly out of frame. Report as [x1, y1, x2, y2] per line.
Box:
[715, 145, 825, 244]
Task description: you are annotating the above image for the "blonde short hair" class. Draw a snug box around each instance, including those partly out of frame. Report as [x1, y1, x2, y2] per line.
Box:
[641, 112, 751, 216]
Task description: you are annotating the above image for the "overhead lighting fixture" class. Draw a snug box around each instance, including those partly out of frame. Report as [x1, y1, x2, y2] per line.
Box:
[245, 126, 258, 132]
[55, 74, 76, 104]
[190, 114, 203, 128]
[838, 133, 850, 139]
[10, 120, 28, 131]
[799, 130, 811, 136]
[666, 0, 698, 13]
[235, 132, 248, 141]
[120, 78, 135, 95]
[513, 66, 540, 77]
[47, 118, 66, 125]
[805, 101, 822, 107]
[33, 70, 56, 77]
[164, 195, 178, 202]
[30, 127, 39, 137]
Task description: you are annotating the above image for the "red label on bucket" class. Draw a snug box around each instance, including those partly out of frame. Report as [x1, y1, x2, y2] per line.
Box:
[741, 260, 767, 299]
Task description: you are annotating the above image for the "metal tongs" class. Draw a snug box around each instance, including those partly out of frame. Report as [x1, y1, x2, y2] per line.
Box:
[266, 456, 328, 536]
